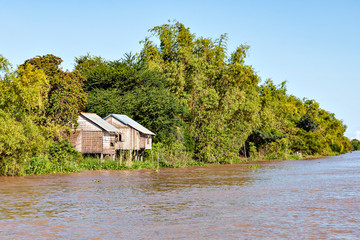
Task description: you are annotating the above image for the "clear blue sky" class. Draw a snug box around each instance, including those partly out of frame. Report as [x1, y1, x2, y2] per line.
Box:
[1, 0, 359, 139]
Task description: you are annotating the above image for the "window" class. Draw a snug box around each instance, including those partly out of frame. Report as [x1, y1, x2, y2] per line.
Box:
[117, 134, 124, 142]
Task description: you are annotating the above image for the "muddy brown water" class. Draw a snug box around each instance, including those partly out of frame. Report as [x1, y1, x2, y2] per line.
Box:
[1, 152, 360, 239]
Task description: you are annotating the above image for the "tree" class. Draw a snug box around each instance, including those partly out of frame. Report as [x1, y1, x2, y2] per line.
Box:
[0, 55, 50, 175]
[351, 139, 360, 150]
[139, 21, 261, 162]
[297, 114, 319, 132]
[1, 54, 85, 175]
[21, 54, 87, 126]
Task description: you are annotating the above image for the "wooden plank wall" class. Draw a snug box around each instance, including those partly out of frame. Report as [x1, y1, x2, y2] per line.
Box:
[82, 132, 103, 153]
[70, 129, 82, 152]
[105, 116, 152, 150]
[140, 133, 152, 150]
[102, 132, 116, 155]
[105, 116, 132, 150]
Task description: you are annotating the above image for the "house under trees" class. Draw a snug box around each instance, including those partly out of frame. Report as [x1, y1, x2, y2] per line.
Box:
[70, 113, 155, 160]
[104, 114, 155, 160]
[70, 113, 120, 159]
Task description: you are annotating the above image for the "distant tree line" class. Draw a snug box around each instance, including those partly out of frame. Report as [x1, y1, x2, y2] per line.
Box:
[0, 21, 354, 175]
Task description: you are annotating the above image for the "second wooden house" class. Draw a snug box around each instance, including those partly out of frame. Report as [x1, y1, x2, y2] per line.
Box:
[104, 114, 155, 152]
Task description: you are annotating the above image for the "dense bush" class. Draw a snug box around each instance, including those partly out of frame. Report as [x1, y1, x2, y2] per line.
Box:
[351, 139, 360, 150]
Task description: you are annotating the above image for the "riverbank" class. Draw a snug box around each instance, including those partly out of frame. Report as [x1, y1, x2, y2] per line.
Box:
[3, 151, 340, 176]
[13, 156, 206, 176]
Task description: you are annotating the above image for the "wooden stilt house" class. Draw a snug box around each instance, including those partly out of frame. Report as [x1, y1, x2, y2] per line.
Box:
[70, 113, 120, 159]
[104, 114, 155, 151]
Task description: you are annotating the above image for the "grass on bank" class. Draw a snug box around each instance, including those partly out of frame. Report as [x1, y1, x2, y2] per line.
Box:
[1, 139, 340, 176]
[3, 151, 334, 176]
[21, 156, 206, 176]
[19, 153, 329, 176]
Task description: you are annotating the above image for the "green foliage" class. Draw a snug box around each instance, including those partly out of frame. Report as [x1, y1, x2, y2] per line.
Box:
[0, 54, 12, 76]
[25, 156, 53, 175]
[14, 64, 49, 113]
[139, 21, 261, 162]
[48, 139, 82, 163]
[149, 142, 194, 168]
[21, 54, 87, 126]
[351, 139, 360, 150]
[0, 54, 86, 176]
[249, 142, 258, 158]
[0, 109, 50, 176]
[25, 155, 81, 175]
[297, 114, 319, 132]
[244, 78, 352, 158]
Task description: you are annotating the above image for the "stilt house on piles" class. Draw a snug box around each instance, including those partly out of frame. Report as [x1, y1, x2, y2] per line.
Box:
[70, 113, 120, 159]
[104, 114, 155, 157]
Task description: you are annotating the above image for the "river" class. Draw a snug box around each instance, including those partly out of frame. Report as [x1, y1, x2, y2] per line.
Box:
[1, 152, 360, 239]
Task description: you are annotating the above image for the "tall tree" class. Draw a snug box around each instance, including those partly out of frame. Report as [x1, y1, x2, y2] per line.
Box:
[21, 54, 87, 126]
[139, 21, 261, 162]
[0, 55, 50, 175]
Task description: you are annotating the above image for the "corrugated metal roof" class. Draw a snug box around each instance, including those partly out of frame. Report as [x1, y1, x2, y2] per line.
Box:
[104, 114, 155, 136]
[80, 113, 120, 133]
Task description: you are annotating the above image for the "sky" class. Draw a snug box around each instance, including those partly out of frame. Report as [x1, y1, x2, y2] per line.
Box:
[1, 0, 359, 139]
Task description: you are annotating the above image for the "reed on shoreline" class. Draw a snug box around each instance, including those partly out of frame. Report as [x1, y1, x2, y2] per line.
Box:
[5, 150, 338, 176]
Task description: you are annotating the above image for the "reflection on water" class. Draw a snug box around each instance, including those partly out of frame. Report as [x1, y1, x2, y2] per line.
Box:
[1, 152, 360, 239]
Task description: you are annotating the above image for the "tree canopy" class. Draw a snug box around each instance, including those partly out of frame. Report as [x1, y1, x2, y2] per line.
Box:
[21, 54, 87, 126]
[0, 54, 85, 175]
